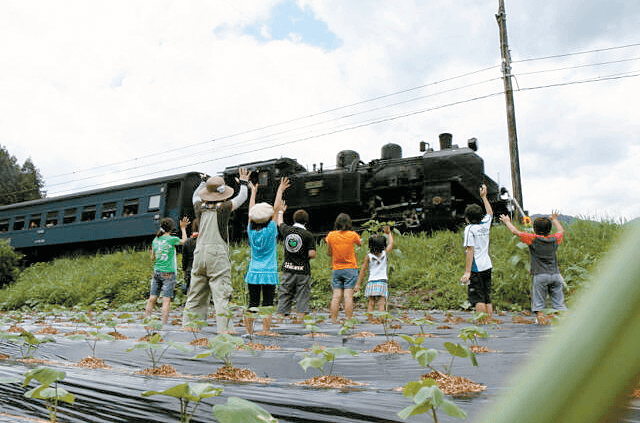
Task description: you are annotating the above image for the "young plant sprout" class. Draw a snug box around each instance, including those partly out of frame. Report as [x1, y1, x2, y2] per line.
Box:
[410, 316, 436, 335]
[142, 382, 222, 423]
[0, 331, 55, 359]
[67, 331, 115, 358]
[126, 333, 188, 369]
[398, 378, 467, 422]
[299, 345, 358, 376]
[23, 367, 75, 423]
[458, 326, 489, 346]
[194, 334, 251, 368]
[338, 317, 360, 336]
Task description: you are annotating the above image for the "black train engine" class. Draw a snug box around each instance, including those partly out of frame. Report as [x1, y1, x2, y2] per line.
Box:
[223, 133, 509, 237]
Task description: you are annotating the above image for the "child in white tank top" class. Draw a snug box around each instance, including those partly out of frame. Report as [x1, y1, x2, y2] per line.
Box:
[354, 225, 395, 320]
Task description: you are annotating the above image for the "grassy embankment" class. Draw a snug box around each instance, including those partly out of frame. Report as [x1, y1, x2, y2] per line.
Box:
[0, 218, 625, 313]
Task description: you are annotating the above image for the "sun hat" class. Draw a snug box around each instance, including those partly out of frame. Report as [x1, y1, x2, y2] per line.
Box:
[249, 202, 274, 224]
[199, 176, 234, 202]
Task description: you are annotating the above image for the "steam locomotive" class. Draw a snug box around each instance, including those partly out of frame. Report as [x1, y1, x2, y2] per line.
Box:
[224, 132, 510, 238]
[0, 132, 509, 260]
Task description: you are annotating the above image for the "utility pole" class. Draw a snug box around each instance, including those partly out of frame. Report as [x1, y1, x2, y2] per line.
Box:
[496, 0, 523, 216]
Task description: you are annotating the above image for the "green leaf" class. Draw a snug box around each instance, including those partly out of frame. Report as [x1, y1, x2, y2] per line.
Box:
[299, 356, 326, 372]
[212, 396, 278, 423]
[415, 348, 438, 367]
[25, 385, 75, 404]
[440, 398, 467, 419]
[142, 382, 222, 401]
[444, 342, 469, 358]
[23, 367, 65, 387]
[397, 402, 433, 419]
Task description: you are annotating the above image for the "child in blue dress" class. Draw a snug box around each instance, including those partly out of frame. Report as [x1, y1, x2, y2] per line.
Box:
[244, 179, 287, 334]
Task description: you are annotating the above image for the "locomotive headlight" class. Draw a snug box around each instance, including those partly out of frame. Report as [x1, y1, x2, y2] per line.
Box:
[432, 196, 443, 205]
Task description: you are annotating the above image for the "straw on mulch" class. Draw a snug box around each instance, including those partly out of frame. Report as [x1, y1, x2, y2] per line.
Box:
[422, 371, 486, 396]
[76, 356, 111, 369]
[205, 366, 271, 383]
[367, 340, 409, 354]
[34, 326, 59, 335]
[135, 364, 180, 377]
[296, 375, 367, 388]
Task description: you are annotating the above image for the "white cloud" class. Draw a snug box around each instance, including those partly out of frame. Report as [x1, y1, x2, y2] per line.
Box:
[0, 0, 638, 220]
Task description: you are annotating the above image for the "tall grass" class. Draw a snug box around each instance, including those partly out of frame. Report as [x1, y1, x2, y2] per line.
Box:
[0, 218, 625, 312]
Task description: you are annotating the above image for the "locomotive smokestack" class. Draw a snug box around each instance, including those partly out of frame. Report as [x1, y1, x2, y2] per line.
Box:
[439, 133, 453, 150]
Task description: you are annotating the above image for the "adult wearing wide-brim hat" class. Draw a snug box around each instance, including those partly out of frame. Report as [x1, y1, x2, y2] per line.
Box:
[183, 168, 251, 334]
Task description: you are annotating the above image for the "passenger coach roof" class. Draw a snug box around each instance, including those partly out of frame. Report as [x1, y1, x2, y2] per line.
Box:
[0, 172, 202, 211]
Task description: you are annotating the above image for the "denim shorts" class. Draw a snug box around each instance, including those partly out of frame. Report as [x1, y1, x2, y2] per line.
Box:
[331, 268, 358, 290]
[150, 271, 177, 299]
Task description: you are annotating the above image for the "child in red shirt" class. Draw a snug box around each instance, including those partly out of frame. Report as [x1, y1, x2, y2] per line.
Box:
[500, 211, 566, 324]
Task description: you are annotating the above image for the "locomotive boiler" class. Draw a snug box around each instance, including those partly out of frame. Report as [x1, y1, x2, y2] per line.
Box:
[223, 133, 509, 238]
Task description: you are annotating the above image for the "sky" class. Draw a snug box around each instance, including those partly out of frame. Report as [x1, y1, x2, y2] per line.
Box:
[1, 0, 639, 221]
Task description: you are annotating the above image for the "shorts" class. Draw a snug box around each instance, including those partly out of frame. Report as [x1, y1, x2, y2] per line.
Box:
[364, 280, 388, 298]
[248, 284, 276, 308]
[277, 272, 312, 314]
[467, 268, 492, 305]
[150, 271, 177, 299]
[331, 268, 358, 290]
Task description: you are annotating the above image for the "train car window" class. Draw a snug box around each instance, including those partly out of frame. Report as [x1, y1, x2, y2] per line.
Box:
[63, 208, 77, 224]
[123, 199, 139, 216]
[13, 216, 25, 231]
[0, 219, 9, 232]
[46, 211, 59, 227]
[81, 206, 96, 221]
[101, 202, 117, 219]
[148, 195, 161, 212]
[29, 215, 41, 229]
[258, 171, 269, 186]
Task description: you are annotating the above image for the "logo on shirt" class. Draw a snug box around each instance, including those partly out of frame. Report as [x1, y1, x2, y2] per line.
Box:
[285, 233, 303, 253]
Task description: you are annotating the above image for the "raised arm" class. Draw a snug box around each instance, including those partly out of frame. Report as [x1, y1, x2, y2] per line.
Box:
[247, 182, 259, 223]
[551, 210, 564, 235]
[231, 167, 251, 211]
[499, 214, 522, 236]
[480, 184, 492, 216]
[383, 225, 394, 253]
[178, 216, 190, 245]
[274, 200, 287, 224]
[273, 177, 291, 212]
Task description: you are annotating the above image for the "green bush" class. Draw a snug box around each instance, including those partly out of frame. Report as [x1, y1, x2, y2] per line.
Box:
[0, 239, 22, 288]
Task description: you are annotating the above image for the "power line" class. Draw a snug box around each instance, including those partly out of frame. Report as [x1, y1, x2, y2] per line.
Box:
[7, 42, 640, 199]
[512, 42, 640, 64]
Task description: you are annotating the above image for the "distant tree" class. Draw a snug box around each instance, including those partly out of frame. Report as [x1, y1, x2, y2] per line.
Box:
[0, 145, 45, 206]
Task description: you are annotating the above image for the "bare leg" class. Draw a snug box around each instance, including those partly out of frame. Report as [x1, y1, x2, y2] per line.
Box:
[144, 295, 158, 319]
[486, 303, 493, 319]
[330, 289, 343, 323]
[377, 297, 386, 312]
[161, 297, 172, 324]
[344, 289, 354, 320]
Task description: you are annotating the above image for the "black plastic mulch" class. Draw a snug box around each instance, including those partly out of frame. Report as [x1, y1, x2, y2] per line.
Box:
[1, 310, 640, 423]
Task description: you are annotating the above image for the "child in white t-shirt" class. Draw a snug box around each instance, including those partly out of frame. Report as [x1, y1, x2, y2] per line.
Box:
[460, 184, 493, 319]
